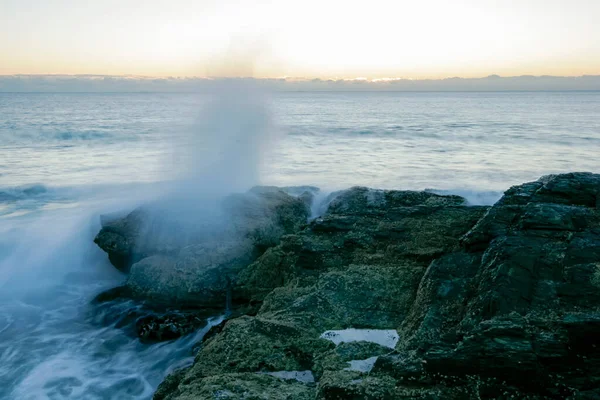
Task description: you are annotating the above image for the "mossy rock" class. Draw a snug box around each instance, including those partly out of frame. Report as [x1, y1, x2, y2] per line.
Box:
[160, 372, 315, 400]
[258, 264, 423, 334]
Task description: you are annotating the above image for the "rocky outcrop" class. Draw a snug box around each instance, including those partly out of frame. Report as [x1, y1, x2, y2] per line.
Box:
[387, 172, 600, 398]
[91, 173, 600, 398]
[154, 187, 488, 398]
[234, 187, 487, 305]
[94, 186, 311, 308]
[150, 173, 600, 399]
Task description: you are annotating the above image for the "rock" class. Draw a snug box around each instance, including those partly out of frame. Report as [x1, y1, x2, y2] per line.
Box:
[136, 312, 209, 342]
[126, 240, 254, 308]
[462, 172, 600, 250]
[146, 173, 600, 398]
[155, 372, 315, 400]
[154, 368, 189, 400]
[319, 329, 399, 349]
[89, 292, 216, 342]
[391, 172, 600, 396]
[183, 316, 333, 379]
[91, 285, 133, 303]
[235, 187, 487, 303]
[156, 187, 487, 399]
[312, 341, 391, 379]
[316, 370, 397, 400]
[256, 264, 422, 334]
[264, 370, 315, 384]
[94, 186, 311, 306]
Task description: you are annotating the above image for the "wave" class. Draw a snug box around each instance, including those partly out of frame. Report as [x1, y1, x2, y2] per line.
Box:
[52, 130, 115, 141]
[3, 129, 141, 146]
[286, 125, 445, 139]
[0, 184, 49, 202]
[0, 181, 166, 222]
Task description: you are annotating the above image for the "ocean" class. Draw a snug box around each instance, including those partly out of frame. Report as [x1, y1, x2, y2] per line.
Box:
[0, 91, 599, 399]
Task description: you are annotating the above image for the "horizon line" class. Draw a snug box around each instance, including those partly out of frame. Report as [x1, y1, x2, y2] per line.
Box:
[2, 90, 600, 95]
[2, 73, 600, 82]
[3, 74, 599, 93]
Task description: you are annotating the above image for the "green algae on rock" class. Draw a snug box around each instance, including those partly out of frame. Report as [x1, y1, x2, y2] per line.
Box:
[93, 173, 600, 399]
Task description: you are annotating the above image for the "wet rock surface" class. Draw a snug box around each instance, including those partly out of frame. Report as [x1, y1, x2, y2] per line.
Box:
[93, 173, 600, 399]
[89, 295, 217, 343]
[135, 312, 209, 342]
[151, 186, 489, 398]
[94, 186, 311, 308]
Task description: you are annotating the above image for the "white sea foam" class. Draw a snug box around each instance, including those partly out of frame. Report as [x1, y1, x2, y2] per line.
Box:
[320, 329, 399, 349]
[0, 81, 279, 398]
[344, 356, 379, 373]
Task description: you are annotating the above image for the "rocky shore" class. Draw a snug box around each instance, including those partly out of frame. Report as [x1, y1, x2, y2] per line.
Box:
[93, 172, 600, 399]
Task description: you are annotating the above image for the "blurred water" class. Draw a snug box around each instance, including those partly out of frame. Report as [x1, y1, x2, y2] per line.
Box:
[2, 92, 599, 193]
[0, 91, 599, 399]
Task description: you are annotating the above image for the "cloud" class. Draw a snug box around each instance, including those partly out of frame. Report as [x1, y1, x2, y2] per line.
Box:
[1, 74, 599, 92]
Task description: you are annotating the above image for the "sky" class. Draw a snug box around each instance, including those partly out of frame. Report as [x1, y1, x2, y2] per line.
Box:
[1, 0, 599, 79]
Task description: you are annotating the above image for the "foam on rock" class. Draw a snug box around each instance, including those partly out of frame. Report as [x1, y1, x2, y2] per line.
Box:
[320, 329, 399, 349]
[344, 356, 379, 373]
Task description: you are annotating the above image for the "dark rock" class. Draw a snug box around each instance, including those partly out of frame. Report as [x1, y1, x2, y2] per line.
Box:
[183, 316, 332, 379]
[125, 240, 255, 308]
[316, 371, 397, 400]
[155, 372, 315, 400]
[156, 187, 487, 398]
[256, 263, 423, 334]
[89, 292, 217, 343]
[94, 186, 311, 307]
[312, 341, 391, 379]
[136, 312, 210, 342]
[144, 173, 600, 399]
[393, 173, 600, 397]
[235, 187, 487, 303]
[153, 368, 189, 400]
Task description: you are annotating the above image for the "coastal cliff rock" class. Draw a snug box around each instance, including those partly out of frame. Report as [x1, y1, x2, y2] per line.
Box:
[151, 173, 600, 399]
[94, 186, 311, 308]
[235, 187, 486, 304]
[387, 172, 600, 397]
[154, 187, 488, 398]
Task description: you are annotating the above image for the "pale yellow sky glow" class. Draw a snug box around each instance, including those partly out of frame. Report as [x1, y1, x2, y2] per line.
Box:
[1, 0, 599, 79]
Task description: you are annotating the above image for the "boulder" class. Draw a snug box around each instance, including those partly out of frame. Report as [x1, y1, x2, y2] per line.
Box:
[136, 312, 209, 342]
[235, 187, 488, 303]
[126, 240, 254, 308]
[156, 187, 487, 398]
[94, 186, 311, 307]
[391, 172, 600, 397]
[89, 291, 216, 342]
[146, 173, 600, 398]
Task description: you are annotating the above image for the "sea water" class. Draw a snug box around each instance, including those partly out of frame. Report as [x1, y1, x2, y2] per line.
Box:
[1, 91, 599, 399]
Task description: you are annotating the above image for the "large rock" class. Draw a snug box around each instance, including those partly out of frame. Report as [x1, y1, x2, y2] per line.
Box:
[389, 172, 600, 397]
[125, 240, 255, 307]
[94, 186, 311, 308]
[149, 173, 600, 398]
[156, 187, 488, 398]
[235, 187, 488, 303]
